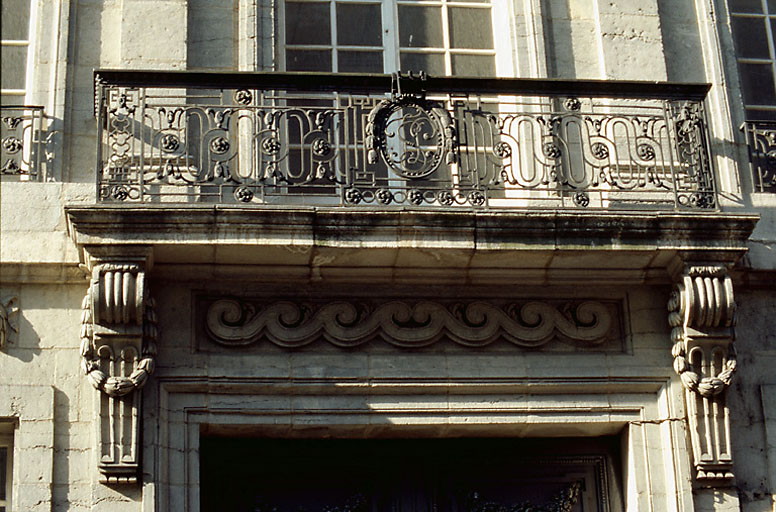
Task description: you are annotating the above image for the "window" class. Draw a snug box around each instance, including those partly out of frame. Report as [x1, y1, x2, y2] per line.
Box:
[280, 0, 509, 76]
[0, 424, 12, 512]
[729, 0, 776, 192]
[729, 0, 776, 120]
[0, 0, 33, 106]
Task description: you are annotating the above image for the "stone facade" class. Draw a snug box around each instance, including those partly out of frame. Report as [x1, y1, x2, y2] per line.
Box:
[1, 0, 775, 511]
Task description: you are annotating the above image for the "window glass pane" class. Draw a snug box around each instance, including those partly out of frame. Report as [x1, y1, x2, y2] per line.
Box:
[400, 52, 445, 75]
[0, 447, 6, 500]
[1, 46, 27, 89]
[286, 2, 331, 45]
[338, 51, 383, 72]
[739, 62, 776, 105]
[728, 0, 765, 13]
[449, 7, 493, 49]
[745, 107, 776, 120]
[769, 0, 776, 12]
[452, 54, 495, 76]
[731, 17, 771, 59]
[286, 49, 332, 71]
[0, 0, 30, 40]
[398, 6, 443, 47]
[337, 3, 382, 46]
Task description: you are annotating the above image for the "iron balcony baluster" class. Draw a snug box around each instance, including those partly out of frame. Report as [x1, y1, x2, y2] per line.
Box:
[93, 70, 718, 210]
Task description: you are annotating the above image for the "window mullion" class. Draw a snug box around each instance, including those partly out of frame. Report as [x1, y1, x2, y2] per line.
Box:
[383, 0, 399, 73]
[440, 0, 452, 75]
[331, 0, 338, 72]
[762, 0, 776, 103]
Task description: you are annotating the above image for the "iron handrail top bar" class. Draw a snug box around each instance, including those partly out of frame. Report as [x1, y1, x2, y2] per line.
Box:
[0, 105, 45, 109]
[94, 70, 711, 101]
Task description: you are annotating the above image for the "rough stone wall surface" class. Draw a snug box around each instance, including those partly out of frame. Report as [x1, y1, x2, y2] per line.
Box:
[730, 290, 776, 512]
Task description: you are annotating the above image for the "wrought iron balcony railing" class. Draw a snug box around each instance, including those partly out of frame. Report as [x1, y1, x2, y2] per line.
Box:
[741, 121, 776, 193]
[95, 70, 716, 210]
[1, 106, 50, 181]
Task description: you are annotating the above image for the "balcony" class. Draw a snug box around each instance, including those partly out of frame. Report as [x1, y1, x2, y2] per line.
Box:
[94, 70, 717, 211]
[741, 121, 776, 193]
[68, 70, 759, 285]
[0, 105, 51, 181]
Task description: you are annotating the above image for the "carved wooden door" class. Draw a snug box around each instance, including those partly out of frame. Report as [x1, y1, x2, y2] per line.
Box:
[200, 438, 618, 512]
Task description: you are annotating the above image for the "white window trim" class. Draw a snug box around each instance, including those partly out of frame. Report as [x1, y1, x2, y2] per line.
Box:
[238, 0, 559, 78]
[275, 0, 515, 76]
[728, 0, 776, 116]
[0, 0, 38, 104]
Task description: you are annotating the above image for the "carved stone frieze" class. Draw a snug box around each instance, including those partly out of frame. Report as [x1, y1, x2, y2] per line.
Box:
[0, 296, 18, 348]
[80, 252, 157, 484]
[204, 298, 618, 349]
[668, 264, 736, 482]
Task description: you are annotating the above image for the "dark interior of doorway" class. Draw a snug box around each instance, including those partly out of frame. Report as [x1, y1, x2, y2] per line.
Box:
[200, 436, 621, 512]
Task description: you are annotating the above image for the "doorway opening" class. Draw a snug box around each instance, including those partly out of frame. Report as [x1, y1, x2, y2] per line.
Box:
[200, 436, 622, 511]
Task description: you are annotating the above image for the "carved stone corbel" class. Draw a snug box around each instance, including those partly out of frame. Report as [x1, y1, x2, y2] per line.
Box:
[79, 250, 157, 484]
[668, 264, 736, 481]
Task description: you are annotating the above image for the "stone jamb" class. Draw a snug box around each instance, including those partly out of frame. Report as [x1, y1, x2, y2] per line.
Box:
[144, 377, 693, 512]
[0, 384, 55, 512]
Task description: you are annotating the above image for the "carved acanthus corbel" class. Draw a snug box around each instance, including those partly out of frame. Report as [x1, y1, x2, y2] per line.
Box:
[80, 256, 157, 484]
[668, 264, 736, 481]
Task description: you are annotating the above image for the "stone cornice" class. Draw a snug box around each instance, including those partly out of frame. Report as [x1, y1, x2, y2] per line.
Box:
[64, 206, 759, 283]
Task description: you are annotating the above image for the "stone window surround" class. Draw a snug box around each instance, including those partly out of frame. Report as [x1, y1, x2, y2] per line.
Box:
[237, 0, 549, 77]
[0, 0, 35, 104]
[142, 376, 694, 511]
[0, 384, 54, 512]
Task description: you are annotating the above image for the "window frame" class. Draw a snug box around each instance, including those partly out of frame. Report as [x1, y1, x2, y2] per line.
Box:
[0, 0, 37, 106]
[277, 0, 515, 77]
[728, 0, 776, 119]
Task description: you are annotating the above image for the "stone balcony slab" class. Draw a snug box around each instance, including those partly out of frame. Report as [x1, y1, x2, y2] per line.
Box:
[65, 205, 758, 285]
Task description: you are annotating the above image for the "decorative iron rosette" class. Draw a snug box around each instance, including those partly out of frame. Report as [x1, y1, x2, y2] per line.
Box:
[365, 96, 456, 179]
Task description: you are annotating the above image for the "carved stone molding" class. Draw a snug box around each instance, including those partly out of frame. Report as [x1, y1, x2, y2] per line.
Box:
[205, 299, 617, 349]
[79, 249, 156, 484]
[668, 264, 736, 482]
[0, 296, 19, 348]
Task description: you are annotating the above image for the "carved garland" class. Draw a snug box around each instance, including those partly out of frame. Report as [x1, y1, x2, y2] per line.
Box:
[80, 263, 158, 397]
[668, 264, 737, 481]
[80, 293, 158, 397]
[667, 265, 736, 397]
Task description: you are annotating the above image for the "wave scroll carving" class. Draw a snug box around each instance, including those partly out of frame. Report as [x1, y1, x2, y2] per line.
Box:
[205, 299, 615, 349]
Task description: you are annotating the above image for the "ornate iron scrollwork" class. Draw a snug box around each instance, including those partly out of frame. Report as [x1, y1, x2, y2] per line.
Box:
[94, 72, 718, 209]
[366, 72, 456, 179]
[466, 481, 582, 512]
